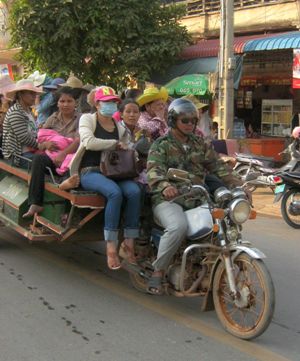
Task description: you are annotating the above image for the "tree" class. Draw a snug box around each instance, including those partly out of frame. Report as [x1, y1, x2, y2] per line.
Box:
[8, 0, 190, 87]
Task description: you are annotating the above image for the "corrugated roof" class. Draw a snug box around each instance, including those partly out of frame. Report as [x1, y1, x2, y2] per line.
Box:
[181, 32, 290, 59]
[244, 31, 300, 52]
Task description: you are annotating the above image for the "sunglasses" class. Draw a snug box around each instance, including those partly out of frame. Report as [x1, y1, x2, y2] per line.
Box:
[179, 117, 198, 125]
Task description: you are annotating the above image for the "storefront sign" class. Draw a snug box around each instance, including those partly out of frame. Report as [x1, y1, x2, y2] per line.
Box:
[241, 76, 291, 87]
[293, 49, 300, 88]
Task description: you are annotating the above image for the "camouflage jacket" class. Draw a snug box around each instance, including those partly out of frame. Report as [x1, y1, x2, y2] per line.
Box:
[147, 131, 240, 209]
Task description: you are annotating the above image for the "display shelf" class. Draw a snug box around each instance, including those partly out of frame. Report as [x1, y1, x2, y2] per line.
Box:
[261, 99, 292, 137]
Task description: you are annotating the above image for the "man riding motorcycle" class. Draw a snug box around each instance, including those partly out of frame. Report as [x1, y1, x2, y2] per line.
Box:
[146, 98, 245, 295]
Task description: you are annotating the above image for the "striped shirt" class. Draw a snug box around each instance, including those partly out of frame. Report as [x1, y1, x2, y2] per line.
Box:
[2, 102, 38, 165]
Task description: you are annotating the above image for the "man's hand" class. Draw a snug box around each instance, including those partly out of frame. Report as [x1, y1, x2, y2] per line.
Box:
[162, 186, 179, 200]
[53, 152, 66, 167]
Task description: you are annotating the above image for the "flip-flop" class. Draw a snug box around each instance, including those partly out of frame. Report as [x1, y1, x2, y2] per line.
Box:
[147, 274, 164, 295]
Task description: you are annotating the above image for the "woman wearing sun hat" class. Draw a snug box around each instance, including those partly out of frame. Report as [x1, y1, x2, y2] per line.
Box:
[69, 86, 141, 271]
[2, 79, 56, 167]
[136, 86, 169, 141]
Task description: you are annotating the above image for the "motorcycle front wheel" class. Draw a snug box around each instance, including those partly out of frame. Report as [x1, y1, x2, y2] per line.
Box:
[212, 253, 275, 340]
[281, 188, 300, 228]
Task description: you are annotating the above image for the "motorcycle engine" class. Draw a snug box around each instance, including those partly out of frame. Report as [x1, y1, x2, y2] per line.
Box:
[288, 201, 300, 216]
[167, 265, 189, 291]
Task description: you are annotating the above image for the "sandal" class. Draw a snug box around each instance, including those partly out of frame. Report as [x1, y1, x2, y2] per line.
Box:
[107, 251, 121, 270]
[147, 274, 164, 295]
[119, 242, 137, 265]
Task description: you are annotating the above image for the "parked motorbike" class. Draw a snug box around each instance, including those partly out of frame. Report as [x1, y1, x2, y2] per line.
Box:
[274, 171, 300, 228]
[127, 168, 275, 340]
[234, 139, 300, 191]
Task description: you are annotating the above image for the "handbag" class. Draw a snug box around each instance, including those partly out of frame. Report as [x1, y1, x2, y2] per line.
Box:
[100, 149, 139, 180]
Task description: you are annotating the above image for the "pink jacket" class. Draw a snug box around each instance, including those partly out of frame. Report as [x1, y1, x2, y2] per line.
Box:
[38, 128, 74, 175]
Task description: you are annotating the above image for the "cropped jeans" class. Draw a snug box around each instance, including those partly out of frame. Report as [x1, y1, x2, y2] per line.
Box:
[80, 170, 141, 244]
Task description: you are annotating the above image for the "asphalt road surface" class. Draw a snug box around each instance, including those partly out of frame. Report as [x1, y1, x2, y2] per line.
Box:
[0, 215, 298, 361]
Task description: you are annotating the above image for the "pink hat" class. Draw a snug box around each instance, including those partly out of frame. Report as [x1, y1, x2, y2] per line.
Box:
[292, 126, 300, 138]
[94, 86, 120, 102]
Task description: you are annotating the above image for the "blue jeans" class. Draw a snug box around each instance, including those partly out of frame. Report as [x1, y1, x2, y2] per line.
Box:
[80, 170, 141, 243]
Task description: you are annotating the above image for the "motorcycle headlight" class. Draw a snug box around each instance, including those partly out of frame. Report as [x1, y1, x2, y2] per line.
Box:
[229, 198, 251, 224]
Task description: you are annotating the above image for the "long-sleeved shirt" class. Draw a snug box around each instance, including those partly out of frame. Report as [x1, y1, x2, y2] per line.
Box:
[147, 131, 240, 209]
[2, 102, 38, 165]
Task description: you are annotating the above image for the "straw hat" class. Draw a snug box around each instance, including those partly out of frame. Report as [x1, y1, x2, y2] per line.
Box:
[0, 75, 15, 95]
[59, 75, 83, 89]
[27, 70, 47, 87]
[137, 87, 168, 107]
[5, 79, 44, 100]
[183, 94, 208, 109]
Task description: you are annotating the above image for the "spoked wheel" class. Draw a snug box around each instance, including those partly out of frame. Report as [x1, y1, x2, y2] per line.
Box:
[129, 260, 153, 293]
[213, 253, 275, 340]
[235, 165, 257, 192]
[281, 189, 300, 228]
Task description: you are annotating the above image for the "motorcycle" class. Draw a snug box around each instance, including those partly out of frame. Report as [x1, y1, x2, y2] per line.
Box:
[127, 168, 275, 340]
[274, 171, 300, 228]
[234, 139, 300, 191]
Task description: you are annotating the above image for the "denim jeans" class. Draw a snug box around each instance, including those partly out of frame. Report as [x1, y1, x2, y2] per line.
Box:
[80, 170, 141, 243]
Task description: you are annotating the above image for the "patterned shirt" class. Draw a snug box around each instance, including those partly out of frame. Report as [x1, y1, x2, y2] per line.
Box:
[137, 111, 168, 141]
[147, 131, 239, 209]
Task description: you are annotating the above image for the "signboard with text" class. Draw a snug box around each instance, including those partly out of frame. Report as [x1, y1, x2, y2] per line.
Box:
[293, 49, 300, 88]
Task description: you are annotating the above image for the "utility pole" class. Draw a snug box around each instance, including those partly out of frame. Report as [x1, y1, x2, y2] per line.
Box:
[219, 0, 234, 139]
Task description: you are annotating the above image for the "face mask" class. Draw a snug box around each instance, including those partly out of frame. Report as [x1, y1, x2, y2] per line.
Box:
[99, 101, 118, 117]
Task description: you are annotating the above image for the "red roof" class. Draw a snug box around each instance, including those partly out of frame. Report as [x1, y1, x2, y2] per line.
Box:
[181, 33, 284, 59]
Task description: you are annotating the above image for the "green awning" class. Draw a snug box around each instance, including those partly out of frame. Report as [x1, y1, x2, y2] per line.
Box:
[165, 74, 208, 96]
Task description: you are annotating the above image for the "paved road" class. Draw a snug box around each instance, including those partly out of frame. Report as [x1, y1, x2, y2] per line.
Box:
[0, 216, 298, 361]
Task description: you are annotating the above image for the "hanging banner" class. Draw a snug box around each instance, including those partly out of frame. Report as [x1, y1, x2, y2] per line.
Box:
[0, 64, 14, 79]
[293, 49, 300, 88]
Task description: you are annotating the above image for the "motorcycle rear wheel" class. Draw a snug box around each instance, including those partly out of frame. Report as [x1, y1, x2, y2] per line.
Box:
[281, 189, 300, 229]
[213, 253, 275, 340]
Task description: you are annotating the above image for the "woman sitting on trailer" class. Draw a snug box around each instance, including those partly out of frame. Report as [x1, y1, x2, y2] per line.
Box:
[23, 86, 81, 218]
[69, 87, 141, 271]
[2, 79, 54, 168]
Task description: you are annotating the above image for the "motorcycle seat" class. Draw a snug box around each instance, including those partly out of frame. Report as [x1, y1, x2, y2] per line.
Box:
[283, 171, 300, 179]
[235, 153, 274, 162]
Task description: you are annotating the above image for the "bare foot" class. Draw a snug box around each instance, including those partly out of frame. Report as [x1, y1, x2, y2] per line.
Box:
[22, 204, 43, 218]
[59, 174, 80, 191]
[106, 242, 121, 270]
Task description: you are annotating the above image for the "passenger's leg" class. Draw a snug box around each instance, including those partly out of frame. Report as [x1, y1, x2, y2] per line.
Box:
[118, 180, 141, 263]
[23, 154, 54, 218]
[80, 171, 123, 270]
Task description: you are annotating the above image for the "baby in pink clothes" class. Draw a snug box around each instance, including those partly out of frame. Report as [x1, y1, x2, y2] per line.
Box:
[37, 128, 74, 175]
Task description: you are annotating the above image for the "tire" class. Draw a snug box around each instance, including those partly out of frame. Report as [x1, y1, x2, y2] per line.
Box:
[235, 165, 252, 180]
[235, 165, 257, 192]
[281, 188, 300, 229]
[212, 253, 275, 340]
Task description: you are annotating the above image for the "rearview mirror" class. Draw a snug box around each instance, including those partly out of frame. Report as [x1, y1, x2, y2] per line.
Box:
[167, 168, 190, 182]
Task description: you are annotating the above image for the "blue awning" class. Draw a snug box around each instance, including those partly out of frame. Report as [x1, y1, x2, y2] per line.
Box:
[244, 31, 300, 52]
